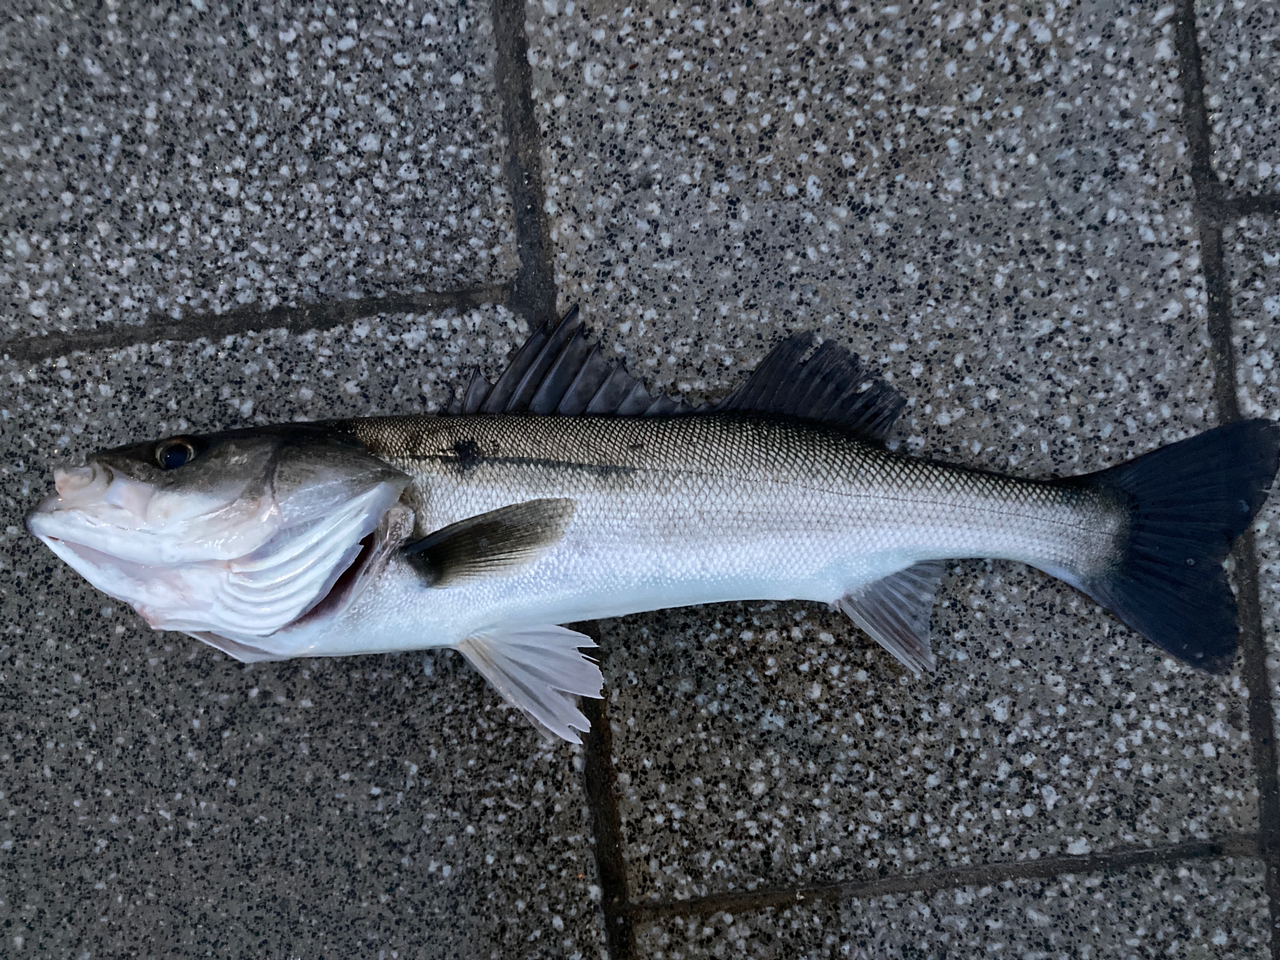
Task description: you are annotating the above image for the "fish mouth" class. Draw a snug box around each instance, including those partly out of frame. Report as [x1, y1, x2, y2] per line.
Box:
[27, 481, 412, 661]
[291, 530, 380, 627]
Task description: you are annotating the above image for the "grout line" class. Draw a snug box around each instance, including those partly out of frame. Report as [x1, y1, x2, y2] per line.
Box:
[631, 834, 1260, 924]
[0, 285, 510, 366]
[489, 0, 636, 952]
[579, 666, 639, 960]
[492, 0, 558, 327]
[1175, 0, 1280, 953]
[1226, 195, 1280, 221]
[1196, 194, 1280, 228]
[1173, 0, 1217, 187]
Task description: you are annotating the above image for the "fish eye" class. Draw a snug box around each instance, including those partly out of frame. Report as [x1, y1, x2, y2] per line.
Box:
[155, 438, 197, 470]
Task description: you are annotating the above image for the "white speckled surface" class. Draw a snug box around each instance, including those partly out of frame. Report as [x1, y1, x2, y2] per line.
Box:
[0, 1, 516, 337]
[1202, 0, 1280, 192]
[636, 858, 1268, 958]
[597, 592, 1254, 904]
[2, 0, 1279, 954]
[1228, 215, 1280, 755]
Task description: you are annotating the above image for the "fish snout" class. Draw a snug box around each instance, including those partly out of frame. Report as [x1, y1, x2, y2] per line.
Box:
[54, 464, 99, 497]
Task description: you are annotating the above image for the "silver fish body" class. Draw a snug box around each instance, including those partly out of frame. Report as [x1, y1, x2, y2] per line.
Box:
[26, 313, 1280, 741]
[330, 413, 1117, 646]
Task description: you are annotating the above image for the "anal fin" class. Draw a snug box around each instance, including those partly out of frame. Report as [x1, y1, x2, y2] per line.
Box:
[835, 561, 947, 675]
[456, 625, 602, 743]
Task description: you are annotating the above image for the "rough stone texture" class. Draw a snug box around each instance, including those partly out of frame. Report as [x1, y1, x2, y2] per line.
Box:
[1200, 0, 1280, 193]
[526, 0, 1203, 453]
[5, 0, 1280, 954]
[0, 310, 606, 957]
[1228, 215, 1280, 748]
[0, 1, 516, 338]
[635, 858, 1269, 958]
[596, 588, 1253, 903]
[529, 0, 1254, 905]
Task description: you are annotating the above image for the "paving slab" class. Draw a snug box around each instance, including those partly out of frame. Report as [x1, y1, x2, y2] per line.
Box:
[527, 0, 1201, 426]
[528, 0, 1258, 907]
[635, 857, 1269, 959]
[0, 1, 516, 340]
[1227, 214, 1280, 749]
[1200, 0, 1280, 194]
[597, 583, 1254, 905]
[0, 308, 606, 957]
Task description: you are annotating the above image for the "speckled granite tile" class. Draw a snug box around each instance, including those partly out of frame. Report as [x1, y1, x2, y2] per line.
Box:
[523, 0, 1259, 904]
[1228, 215, 1280, 752]
[0, 1, 516, 338]
[598, 579, 1254, 904]
[527, 0, 1201, 426]
[0, 309, 606, 957]
[1200, 0, 1280, 193]
[635, 858, 1269, 958]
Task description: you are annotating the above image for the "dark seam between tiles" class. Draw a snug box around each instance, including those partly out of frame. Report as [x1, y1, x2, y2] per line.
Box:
[493, 0, 558, 327]
[630, 834, 1259, 924]
[1176, 0, 1280, 952]
[1224, 195, 1280, 221]
[1174, 0, 1215, 186]
[0, 285, 510, 366]
[578, 661, 640, 960]
[1194, 193, 1280, 228]
[490, 0, 637, 951]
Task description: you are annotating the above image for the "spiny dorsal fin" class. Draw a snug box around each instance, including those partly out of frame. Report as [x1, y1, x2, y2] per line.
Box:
[455, 625, 601, 743]
[449, 307, 691, 417]
[403, 498, 576, 587]
[835, 560, 948, 675]
[449, 308, 904, 439]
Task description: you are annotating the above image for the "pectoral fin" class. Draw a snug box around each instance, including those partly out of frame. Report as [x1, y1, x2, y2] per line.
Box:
[456, 625, 602, 743]
[404, 498, 576, 587]
[836, 561, 948, 675]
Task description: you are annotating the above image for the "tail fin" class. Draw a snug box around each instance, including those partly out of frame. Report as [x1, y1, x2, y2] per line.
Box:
[1063, 420, 1280, 672]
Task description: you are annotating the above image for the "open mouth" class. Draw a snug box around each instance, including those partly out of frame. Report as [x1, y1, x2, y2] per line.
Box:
[290, 530, 379, 627]
[29, 490, 411, 662]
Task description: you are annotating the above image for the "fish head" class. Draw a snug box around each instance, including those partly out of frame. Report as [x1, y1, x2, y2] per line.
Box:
[26, 425, 411, 659]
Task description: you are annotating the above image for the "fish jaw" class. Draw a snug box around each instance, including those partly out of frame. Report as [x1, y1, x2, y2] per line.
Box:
[30, 462, 272, 566]
[26, 448, 411, 652]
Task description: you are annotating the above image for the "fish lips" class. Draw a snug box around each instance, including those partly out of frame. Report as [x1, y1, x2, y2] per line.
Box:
[27, 461, 275, 567]
[26, 470, 408, 655]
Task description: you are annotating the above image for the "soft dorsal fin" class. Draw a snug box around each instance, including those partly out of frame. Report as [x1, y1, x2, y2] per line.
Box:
[835, 560, 947, 675]
[714, 334, 905, 441]
[450, 308, 904, 439]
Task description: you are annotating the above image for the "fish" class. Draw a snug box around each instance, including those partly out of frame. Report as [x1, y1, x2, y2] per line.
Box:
[26, 309, 1280, 742]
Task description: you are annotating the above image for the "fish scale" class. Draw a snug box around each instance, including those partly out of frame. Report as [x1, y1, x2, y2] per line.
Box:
[350, 413, 1118, 606]
[25, 310, 1280, 742]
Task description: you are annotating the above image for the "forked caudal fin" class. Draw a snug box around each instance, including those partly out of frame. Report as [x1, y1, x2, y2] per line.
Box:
[1053, 420, 1280, 672]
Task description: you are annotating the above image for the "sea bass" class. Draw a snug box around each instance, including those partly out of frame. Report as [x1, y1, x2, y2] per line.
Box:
[26, 311, 1280, 741]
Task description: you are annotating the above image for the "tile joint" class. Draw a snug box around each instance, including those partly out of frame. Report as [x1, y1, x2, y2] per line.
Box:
[489, 0, 635, 951]
[0, 286, 510, 365]
[631, 834, 1260, 924]
[580, 669, 640, 960]
[493, 0, 558, 326]
[1176, 0, 1280, 948]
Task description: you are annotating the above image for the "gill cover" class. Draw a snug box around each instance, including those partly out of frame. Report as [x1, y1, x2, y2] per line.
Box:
[27, 427, 410, 649]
